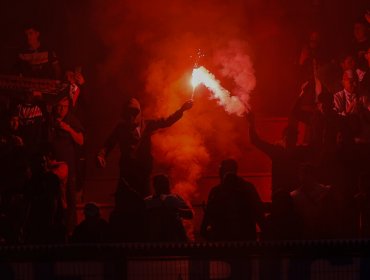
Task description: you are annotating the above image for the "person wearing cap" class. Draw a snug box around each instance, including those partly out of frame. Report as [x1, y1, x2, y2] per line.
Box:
[97, 98, 193, 197]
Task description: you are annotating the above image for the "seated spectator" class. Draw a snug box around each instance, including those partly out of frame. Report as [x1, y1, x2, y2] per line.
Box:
[145, 174, 193, 242]
[70, 202, 109, 243]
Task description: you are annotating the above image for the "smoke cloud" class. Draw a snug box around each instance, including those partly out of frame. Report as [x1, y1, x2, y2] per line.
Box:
[91, 0, 256, 206]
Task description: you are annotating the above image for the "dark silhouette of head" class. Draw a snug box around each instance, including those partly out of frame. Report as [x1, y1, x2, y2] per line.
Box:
[83, 202, 100, 220]
[153, 174, 170, 196]
[219, 159, 238, 181]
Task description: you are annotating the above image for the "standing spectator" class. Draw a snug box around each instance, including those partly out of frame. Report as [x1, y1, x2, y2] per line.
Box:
[70, 202, 109, 243]
[247, 112, 311, 194]
[145, 174, 193, 242]
[15, 23, 61, 80]
[201, 159, 264, 241]
[13, 23, 62, 163]
[49, 96, 84, 234]
[97, 98, 193, 197]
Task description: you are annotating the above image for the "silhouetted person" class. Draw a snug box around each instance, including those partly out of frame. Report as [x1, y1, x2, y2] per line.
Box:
[0, 113, 29, 243]
[49, 96, 84, 234]
[145, 174, 193, 242]
[263, 191, 302, 240]
[109, 179, 147, 242]
[97, 98, 193, 197]
[71, 202, 109, 243]
[290, 163, 334, 239]
[201, 159, 264, 241]
[247, 112, 311, 194]
[23, 159, 66, 244]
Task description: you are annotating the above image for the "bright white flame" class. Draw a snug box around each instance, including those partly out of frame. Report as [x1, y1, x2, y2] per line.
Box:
[191, 68, 202, 91]
[191, 66, 247, 116]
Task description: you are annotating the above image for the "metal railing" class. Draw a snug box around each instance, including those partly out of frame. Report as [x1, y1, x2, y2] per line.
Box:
[1, 239, 370, 279]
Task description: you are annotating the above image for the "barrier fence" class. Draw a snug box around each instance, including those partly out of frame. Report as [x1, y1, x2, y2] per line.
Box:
[1, 240, 370, 280]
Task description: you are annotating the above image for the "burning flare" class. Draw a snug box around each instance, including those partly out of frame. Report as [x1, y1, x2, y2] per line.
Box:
[191, 66, 247, 116]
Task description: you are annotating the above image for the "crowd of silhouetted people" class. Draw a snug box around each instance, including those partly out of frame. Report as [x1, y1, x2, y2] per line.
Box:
[1, 12, 370, 244]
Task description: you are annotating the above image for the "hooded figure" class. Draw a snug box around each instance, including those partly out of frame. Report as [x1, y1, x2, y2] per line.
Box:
[97, 98, 192, 197]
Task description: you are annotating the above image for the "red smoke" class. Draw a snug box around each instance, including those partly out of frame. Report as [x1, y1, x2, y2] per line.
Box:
[91, 0, 257, 202]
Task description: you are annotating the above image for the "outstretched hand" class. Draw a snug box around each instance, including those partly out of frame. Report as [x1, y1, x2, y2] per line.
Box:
[181, 100, 194, 112]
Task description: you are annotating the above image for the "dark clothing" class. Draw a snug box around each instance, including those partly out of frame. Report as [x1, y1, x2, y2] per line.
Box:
[103, 109, 184, 197]
[16, 47, 60, 79]
[71, 218, 109, 243]
[48, 113, 84, 233]
[23, 171, 66, 244]
[145, 194, 192, 242]
[249, 127, 311, 194]
[351, 39, 370, 71]
[13, 45, 60, 156]
[109, 186, 147, 242]
[201, 175, 264, 241]
[360, 69, 370, 96]
[49, 113, 84, 177]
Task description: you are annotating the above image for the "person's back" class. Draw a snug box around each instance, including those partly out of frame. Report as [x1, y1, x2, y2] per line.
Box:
[145, 174, 193, 242]
[71, 203, 109, 243]
[145, 193, 190, 242]
[109, 182, 147, 242]
[203, 173, 264, 241]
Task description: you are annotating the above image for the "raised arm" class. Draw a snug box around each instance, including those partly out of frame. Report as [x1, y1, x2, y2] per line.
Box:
[147, 100, 193, 132]
[246, 112, 279, 158]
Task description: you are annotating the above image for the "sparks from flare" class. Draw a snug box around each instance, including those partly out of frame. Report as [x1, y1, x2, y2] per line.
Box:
[190, 49, 205, 99]
[190, 66, 246, 116]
